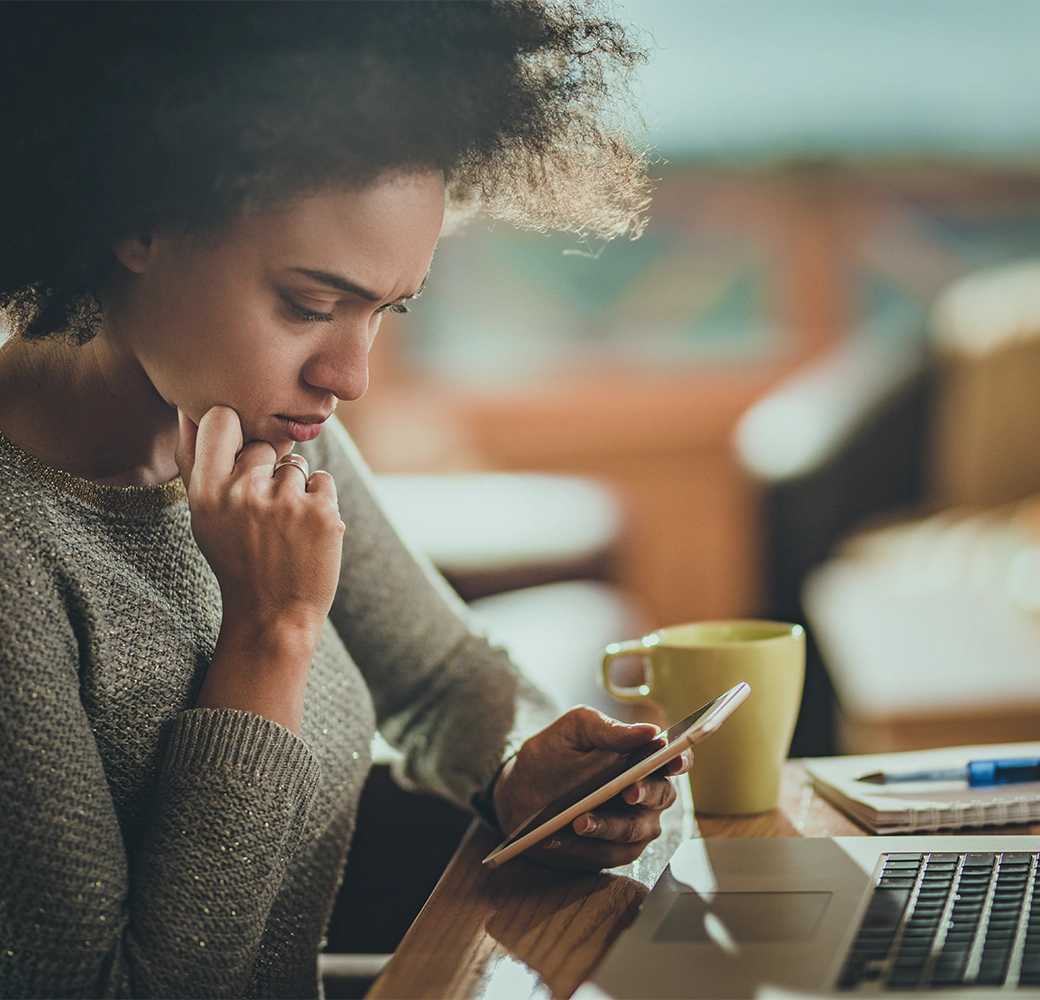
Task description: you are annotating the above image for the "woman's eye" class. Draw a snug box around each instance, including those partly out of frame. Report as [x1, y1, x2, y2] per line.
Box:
[384, 302, 410, 315]
[284, 297, 335, 323]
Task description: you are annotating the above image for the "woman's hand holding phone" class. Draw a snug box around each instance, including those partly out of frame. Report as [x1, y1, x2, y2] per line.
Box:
[492, 707, 693, 871]
[176, 405, 345, 733]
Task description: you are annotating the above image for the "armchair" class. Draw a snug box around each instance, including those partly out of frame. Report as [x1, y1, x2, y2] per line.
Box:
[739, 261, 1040, 757]
[734, 329, 933, 756]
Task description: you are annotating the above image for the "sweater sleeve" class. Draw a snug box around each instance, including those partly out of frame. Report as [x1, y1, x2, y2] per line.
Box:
[306, 420, 555, 809]
[0, 538, 320, 999]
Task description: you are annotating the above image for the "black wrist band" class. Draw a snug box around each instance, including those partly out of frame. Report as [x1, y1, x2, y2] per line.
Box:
[470, 752, 516, 833]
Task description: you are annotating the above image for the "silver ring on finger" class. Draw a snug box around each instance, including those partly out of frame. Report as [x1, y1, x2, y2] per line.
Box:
[272, 453, 310, 481]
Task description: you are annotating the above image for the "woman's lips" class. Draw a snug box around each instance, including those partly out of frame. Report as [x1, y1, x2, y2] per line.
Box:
[276, 415, 328, 442]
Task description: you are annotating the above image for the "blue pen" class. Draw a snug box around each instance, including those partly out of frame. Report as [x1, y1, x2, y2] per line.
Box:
[858, 757, 1040, 787]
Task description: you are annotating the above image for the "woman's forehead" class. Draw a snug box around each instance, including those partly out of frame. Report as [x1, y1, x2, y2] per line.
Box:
[170, 174, 445, 294]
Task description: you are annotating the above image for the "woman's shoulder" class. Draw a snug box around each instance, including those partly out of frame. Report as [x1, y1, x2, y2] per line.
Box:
[0, 448, 74, 635]
[0, 430, 190, 599]
[0, 433, 61, 547]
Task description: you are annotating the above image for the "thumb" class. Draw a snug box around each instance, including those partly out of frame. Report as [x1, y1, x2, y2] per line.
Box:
[573, 709, 660, 753]
[175, 408, 198, 491]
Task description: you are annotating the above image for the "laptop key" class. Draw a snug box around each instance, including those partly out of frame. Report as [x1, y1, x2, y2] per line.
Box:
[878, 877, 915, 889]
[885, 971, 922, 989]
[965, 853, 998, 865]
[931, 956, 968, 983]
[903, 927, 938, 940]
[861, 888, 911, 931]
[988, 916, 1019, 929]
[896, 943, 929, 955]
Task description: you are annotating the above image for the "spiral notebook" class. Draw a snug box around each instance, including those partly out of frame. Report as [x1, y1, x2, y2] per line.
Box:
[805, 741, 1040, 834]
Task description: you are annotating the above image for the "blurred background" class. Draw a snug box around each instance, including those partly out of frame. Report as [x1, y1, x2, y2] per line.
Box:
[344, 0, 1040, 764]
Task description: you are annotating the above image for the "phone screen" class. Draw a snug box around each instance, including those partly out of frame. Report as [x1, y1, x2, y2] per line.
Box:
[498, 697, 721, 848]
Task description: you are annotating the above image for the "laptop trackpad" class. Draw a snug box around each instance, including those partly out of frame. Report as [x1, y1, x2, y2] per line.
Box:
[653, 891, 832, 943]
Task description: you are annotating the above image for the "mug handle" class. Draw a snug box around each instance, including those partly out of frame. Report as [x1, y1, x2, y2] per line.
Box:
[601, 640, 654, 701]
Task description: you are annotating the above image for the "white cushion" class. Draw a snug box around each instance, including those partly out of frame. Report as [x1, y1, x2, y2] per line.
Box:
[804, 512, 1040, 719]
[931, 260, 1040, 356]
[372, 473, 621, 573]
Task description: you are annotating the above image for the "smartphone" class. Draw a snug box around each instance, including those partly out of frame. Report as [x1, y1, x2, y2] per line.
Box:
[481, 681, 751, 870]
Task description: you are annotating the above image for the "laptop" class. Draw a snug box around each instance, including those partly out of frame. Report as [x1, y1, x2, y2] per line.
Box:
[585, 834, 1040, 998]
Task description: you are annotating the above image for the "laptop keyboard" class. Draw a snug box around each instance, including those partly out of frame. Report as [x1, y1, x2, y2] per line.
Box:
[839, 851, 1040, 991]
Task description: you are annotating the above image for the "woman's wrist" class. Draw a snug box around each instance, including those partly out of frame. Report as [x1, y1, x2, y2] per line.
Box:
[194, 618, 321, 733]
[216, 611, 323, 660]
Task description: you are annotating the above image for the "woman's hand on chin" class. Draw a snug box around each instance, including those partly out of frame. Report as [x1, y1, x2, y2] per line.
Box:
[492, 707, 693, 871]
[176, 405, 344, 733]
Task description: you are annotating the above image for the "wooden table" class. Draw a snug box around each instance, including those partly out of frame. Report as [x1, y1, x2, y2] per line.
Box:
[367, 763, 1040, 1000]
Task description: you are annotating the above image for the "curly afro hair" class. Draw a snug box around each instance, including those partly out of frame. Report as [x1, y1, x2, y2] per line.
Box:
[0, 0, 650, 343]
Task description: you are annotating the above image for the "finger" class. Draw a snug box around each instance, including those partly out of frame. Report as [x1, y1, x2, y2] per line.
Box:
[665, 748, 694, 776]
[271, 456, 313, 497]
[536, 828, 652, 871]
[305, 469, 340, 510]
[617, 751, 692, 806]
[272, 466, 309, 493]
[621, 773, 677, 810]
[175, 408, 198, 490]
[233, 439, 278, 474]
[572, 806, 662, 845]
[566, 706, 660, 754]
[192, 406, 244, 492]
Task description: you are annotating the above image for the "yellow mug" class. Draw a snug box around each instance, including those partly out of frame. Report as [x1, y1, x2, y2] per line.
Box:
[601, 620, 805, 815]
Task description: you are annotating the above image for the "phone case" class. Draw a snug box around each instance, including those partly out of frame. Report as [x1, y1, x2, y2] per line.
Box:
[482, 681, 750, 869]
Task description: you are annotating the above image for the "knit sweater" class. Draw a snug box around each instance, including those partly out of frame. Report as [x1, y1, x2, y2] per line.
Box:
[0, 418, 552, 1000]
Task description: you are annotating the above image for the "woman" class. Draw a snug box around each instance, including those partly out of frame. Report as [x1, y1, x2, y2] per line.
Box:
[0, 4, 687, 998]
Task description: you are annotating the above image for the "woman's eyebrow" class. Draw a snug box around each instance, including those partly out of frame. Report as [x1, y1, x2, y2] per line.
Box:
[291, 267, 428, 302]
[291, 267, 383, 301]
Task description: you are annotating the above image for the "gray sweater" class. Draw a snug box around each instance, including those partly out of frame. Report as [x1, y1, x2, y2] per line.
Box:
[0, 419, 551, 999]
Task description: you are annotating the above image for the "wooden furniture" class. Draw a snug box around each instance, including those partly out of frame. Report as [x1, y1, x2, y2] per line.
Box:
[341, 165, 866, 629]
[343, 163, 1040, 628]
[343, 362, 781, 629]
[367, 762, 1040, 1000]
[837, 709, 1040, 756]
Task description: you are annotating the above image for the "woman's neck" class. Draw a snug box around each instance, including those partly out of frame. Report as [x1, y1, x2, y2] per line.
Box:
[0, 333, 181, 487]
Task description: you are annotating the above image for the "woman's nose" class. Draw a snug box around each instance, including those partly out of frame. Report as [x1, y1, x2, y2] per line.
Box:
[302, 326, 372, 401]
